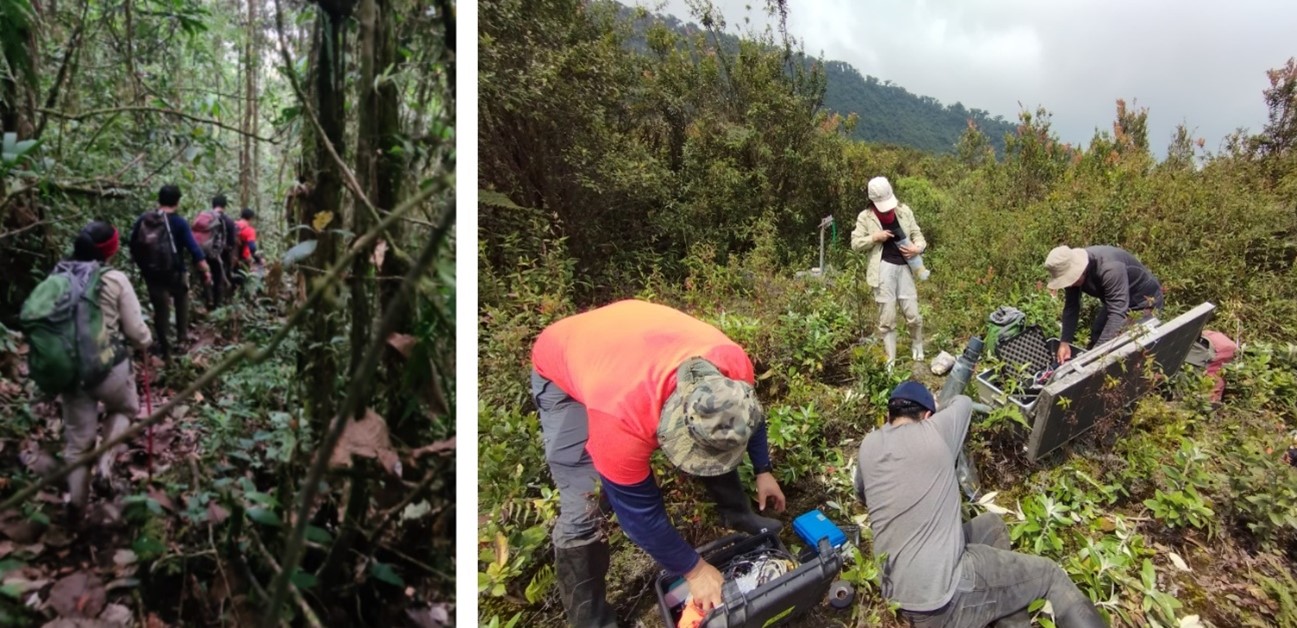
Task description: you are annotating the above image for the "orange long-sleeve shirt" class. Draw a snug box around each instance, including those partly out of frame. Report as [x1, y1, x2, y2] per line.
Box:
[531, 300, 755, 485]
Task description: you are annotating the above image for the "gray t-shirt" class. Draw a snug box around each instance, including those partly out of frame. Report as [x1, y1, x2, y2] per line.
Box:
[853, 395, 972, 612]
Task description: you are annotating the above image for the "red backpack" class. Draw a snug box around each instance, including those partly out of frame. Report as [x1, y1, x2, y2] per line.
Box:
[191, 210, 226, 258]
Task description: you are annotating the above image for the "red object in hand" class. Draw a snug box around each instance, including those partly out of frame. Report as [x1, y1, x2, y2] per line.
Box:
[678, 600, 705, 628]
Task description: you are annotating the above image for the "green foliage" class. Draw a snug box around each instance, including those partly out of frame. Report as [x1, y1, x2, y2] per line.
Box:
[478, 2, 1297, 622]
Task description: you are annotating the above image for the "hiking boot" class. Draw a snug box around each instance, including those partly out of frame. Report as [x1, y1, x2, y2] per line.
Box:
[698, 469, 782, 535]
[1055, 600, 1107, 627]
[554, 542, 618, 628]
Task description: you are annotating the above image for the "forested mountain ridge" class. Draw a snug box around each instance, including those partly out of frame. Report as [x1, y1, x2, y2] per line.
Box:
[618, 2, 1019, 155]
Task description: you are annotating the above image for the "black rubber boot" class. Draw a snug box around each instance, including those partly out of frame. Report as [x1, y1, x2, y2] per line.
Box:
[554, 542, 618, 628]
[1056, 601, 1107, 628]
[698, 470, 783, 535]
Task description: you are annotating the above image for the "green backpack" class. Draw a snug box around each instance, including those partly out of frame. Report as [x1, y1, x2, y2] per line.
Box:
[20, 261, 126, 395]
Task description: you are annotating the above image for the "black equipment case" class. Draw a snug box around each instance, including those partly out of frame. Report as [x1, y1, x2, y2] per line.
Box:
[653, 531, 843, 628]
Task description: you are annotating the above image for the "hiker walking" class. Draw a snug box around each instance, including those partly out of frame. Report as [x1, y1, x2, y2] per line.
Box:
[190, 194, 239, 310]
[1043, 245, 1163, 364]
[20, 221, 152, 521]
[854, 381, 1107, 627]
[851, 176, 927, 370]
[129, 184, 212, 360]
[530, 300, 786, 626]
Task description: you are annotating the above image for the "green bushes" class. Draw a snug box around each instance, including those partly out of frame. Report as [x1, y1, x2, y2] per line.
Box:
[478, 1, 1297, 622]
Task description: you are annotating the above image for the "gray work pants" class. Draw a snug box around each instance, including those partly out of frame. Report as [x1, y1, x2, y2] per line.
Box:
[59, 359, 138, 509]
[903, 513, 1093, 628]
[531, 370, 606, 550]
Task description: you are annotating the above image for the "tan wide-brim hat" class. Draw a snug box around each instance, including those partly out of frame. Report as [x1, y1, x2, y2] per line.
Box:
[1044, 246, 1089, 290]
[657, 358, 763, 477]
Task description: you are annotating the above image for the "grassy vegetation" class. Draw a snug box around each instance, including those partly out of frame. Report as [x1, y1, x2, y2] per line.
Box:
[478, 1, 1297, 625]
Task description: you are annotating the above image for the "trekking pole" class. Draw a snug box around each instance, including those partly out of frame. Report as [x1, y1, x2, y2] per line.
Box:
[140, 356, 155, 483]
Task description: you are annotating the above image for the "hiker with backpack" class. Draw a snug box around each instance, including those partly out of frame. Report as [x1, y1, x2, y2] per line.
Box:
[235, 208, 263, 268]
[20, 221, 152, 521]
[190, 195, 239, 309]
[129, 184, 212, 360]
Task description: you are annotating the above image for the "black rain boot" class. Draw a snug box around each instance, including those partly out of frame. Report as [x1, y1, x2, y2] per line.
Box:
[554, 542, 618, 628]
[1055, 600, 1107, 628]
[698, 470, 783, 535]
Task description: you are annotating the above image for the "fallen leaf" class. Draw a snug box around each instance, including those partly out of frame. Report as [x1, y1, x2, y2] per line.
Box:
[147, 488, 176, 512]
[43, 528, 74, 548]
[99, 603, 133, 626]
[1168, 552, 1191, 572]
[0, 514, 46, 544]
[19, 441, 59, 477]
[3, 575, 51, 596]
[0, 540, 13, 558]
[411, 437, 456, 458]
[371, 239, 388, 268]
[112, 550, 137, 568]
[387, 333, 417, 359]
[206, 502, 230, 525]
[330, 410, 402, 476]
[48, 572, 107, 618]
[405, 603, 451, 628]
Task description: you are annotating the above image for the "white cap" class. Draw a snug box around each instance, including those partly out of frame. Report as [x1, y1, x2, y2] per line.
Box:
[867, 176, 898, 212]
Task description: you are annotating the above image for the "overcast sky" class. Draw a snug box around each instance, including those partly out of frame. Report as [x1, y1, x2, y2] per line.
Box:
[638, 0, 1295, 155]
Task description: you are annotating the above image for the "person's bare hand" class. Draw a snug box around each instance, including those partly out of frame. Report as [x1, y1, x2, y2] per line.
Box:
[755, 472, 786, 512]
[1057, 342, 1072, 364]
[684, 560, 724, 613]
[872, 230, 894, 243]
[899, 243, 920, 259]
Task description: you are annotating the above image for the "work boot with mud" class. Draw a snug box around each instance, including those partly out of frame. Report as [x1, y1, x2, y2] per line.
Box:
[699, 469, 782, 535]
[554, 542, 618, 628]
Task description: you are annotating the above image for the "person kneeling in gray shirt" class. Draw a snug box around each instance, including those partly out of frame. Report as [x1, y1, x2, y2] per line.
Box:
[853, 381, 1106, 627]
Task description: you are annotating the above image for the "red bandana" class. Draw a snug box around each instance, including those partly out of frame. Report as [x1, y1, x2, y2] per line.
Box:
[94, 228, 120, 260]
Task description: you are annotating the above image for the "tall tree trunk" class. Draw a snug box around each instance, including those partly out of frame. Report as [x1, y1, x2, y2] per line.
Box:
[241, 0, 260, 207]
[297, 1, 353, 429]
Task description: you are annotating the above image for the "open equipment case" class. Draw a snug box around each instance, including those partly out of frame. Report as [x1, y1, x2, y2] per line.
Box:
[654, 531, 844, 628]
[975, 302, 1217, 461]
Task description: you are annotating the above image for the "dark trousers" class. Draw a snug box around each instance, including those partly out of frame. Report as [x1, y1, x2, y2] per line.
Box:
[145, 272, 189, 357]
[903, 514, 1092, 628]
[200, 254, 230, 309]
[1087, 291, 1165, 350]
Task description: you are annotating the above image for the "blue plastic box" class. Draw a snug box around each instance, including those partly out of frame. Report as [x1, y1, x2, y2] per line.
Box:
[792, 509, 847, 551]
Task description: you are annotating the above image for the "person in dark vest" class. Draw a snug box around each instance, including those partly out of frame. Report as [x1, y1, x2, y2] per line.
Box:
[1043, 245, 1163, 364]
[129, 184, 212, 360]
[62, 221, 152, 520]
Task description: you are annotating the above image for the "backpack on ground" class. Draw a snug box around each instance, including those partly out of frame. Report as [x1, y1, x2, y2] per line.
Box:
[130, 210, 178, 278]
[191, 209, 226, 259]
[20, 261, 127, 395]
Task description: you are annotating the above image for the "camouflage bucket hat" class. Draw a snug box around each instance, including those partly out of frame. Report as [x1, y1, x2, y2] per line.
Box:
[657, 357, 764, 477]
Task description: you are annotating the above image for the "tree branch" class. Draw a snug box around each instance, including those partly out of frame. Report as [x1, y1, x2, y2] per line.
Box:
[260, 195, 454, 628]
[38, 106, 278, 143]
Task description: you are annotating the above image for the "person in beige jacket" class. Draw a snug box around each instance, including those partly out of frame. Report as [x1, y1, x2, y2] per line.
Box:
[63, 220, 152, 519]
[851, 177, 926, 369]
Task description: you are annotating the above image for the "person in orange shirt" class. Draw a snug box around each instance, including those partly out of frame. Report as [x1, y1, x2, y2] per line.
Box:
[230, 208, 263, 293]
[530, 300, 787, 627]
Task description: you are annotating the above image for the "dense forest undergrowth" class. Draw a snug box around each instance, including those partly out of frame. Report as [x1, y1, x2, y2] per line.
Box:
[478, 1, 1297, 626]
[1, 0, 455, 625]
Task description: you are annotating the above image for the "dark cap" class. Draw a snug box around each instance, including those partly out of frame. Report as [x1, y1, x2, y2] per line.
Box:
[889, 381, 936, 414]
